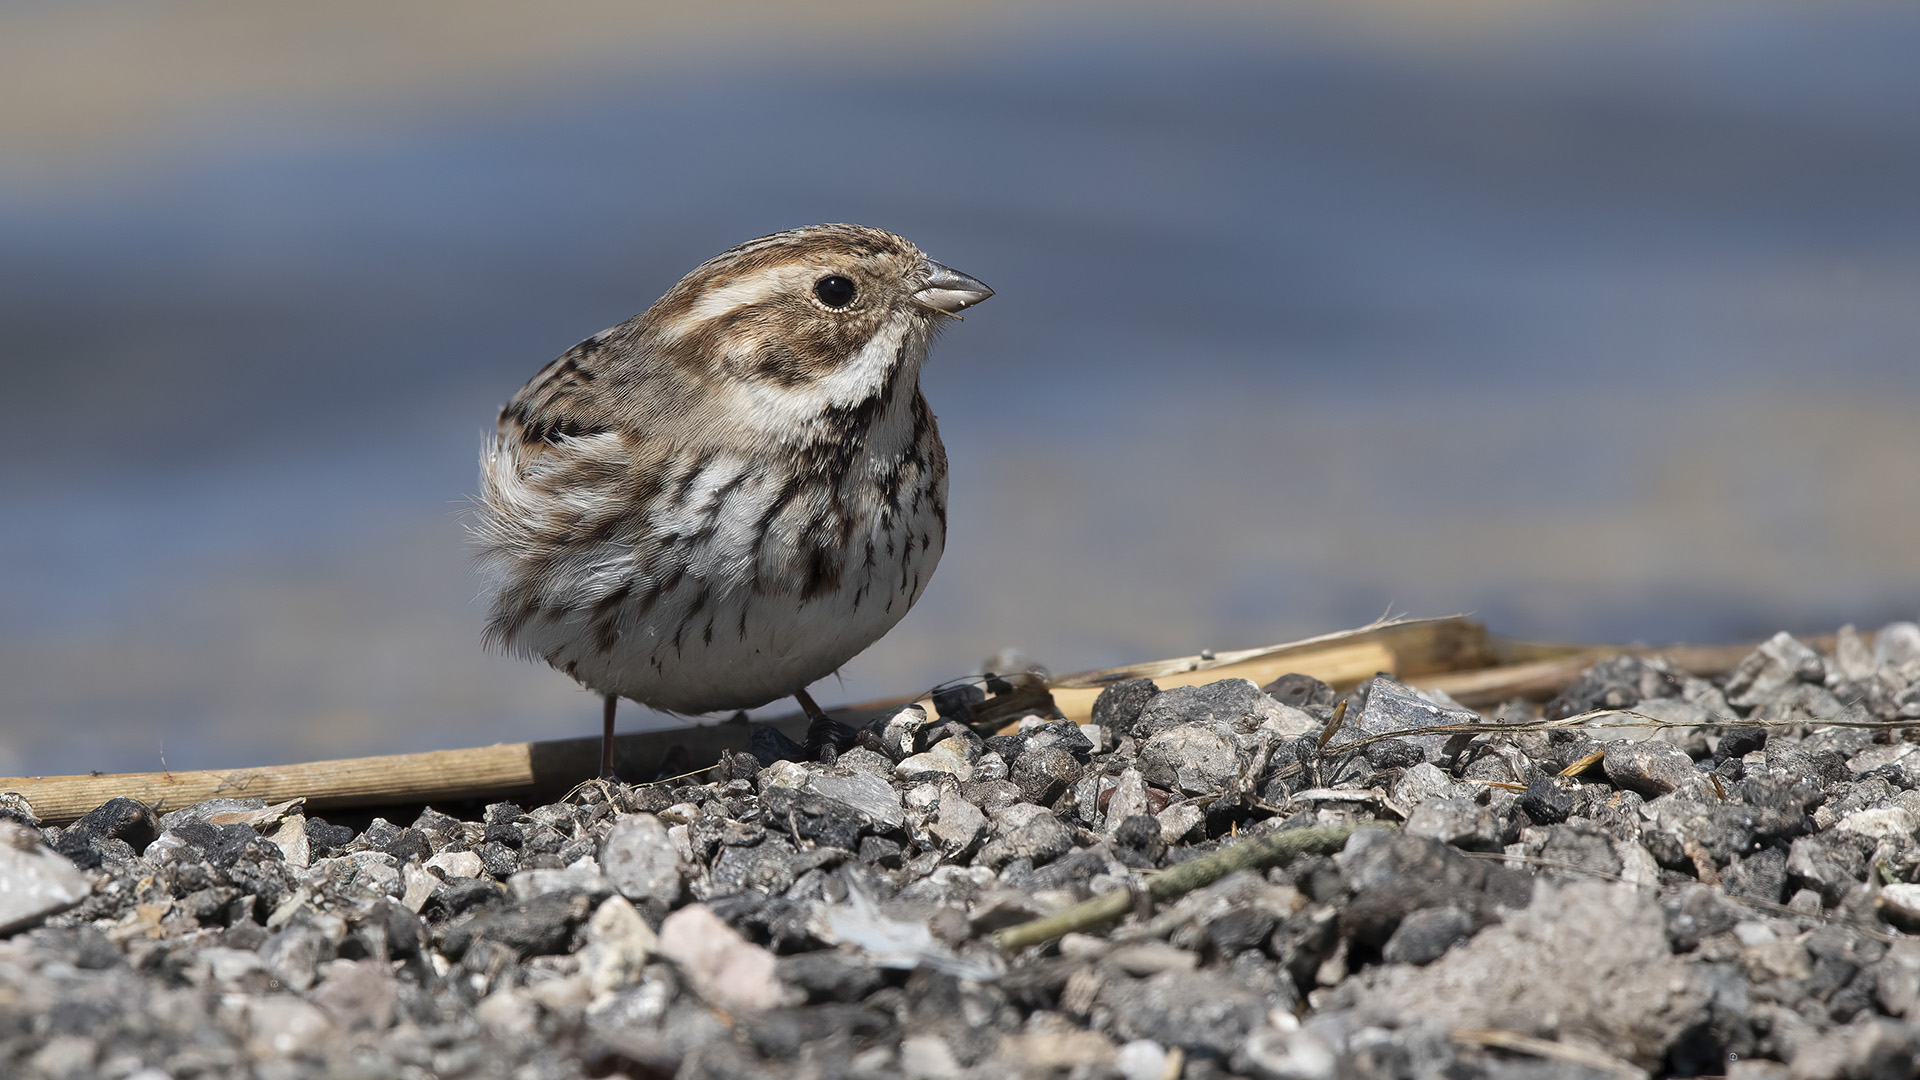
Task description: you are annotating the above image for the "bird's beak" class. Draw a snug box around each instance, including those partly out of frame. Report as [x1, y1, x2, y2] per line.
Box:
[913, 260, 994, 315]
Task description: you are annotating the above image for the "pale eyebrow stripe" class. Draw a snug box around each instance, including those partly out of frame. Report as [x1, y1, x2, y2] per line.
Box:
[660, 265, 800, 337]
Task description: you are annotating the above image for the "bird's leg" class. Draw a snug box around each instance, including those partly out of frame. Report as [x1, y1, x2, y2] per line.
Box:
[600, 694, 619, 780]
[796, 687, 857, 762]
[562, 695, 623, 806]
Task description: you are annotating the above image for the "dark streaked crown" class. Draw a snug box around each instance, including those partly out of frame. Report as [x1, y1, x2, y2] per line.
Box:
[643, 224, 938, 386]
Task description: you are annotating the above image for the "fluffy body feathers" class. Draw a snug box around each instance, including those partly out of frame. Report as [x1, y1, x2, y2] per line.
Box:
[473, 224, 989, 717]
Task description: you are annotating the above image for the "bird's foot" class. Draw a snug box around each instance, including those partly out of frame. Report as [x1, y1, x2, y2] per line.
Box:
[794, 687, 860, 762]
[561, 776, 623, 807]
[802, 717, 860, 763]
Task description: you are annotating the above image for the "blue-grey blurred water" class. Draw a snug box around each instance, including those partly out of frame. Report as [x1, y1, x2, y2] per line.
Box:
[4, 5, 1918, 775]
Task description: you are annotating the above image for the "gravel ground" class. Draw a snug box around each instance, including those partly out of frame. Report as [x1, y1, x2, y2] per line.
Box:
[5, 623, 1920, 1079]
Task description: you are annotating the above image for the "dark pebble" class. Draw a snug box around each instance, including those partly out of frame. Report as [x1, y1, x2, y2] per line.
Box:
[1090, 677, 1160, 737]
[1262, 672, 1336, 709]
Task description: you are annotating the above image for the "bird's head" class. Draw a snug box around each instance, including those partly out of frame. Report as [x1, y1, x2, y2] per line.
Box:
[642, 224, 991, 413]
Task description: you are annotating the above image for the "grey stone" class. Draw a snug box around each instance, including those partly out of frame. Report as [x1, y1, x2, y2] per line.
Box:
[925, 796, 988, 858]
[977, 804, 1075, 869]
[378, 826, 433, 865]
[959, 778, 1023, 815]
[1133, 678, 1308, 741]
[588, 981, 731, 1073]
[1099, 969, 1268, 1057]
[155, 797, 270, 834]
[1544, 654, 1682, 721]
[1737, 772, 1822, 843]
[1235, 1026, 1337, 1080]
[1331, 880, 1708, 1068]
[600, 813, 684, 906]
[1139, 723, 1244, 795]
[0, 821, 90, 934]
[1785, 1017, 1920, 1080]
[895, 737, 978, 783]
[1870, 940, 1920, 1017]
[1847, 743, 1920, 784]
[1726, 631, 1827, 707]
[1019, 718, 1096, 762]
[267, 813, 312, 869]
[507, 859, 612, 903]
[1836, 806, 1917, 839]
[1156, 803, 1204, 844]
[1536, 824, 1623, 880]
[309, 958, 400, 1032]
[1362, 737, 1423, 769]
[899, 1033, 963, 1078]
[1831, 624, 1878, 684]
[1111, 813, 1165, 869]
[1262, 672, 1336, 709]
[1350, 678, 1478, 756]
[26, 1033, 99, 1078]
[440, 891, 593, 960]
[241, 995, 336, 1060]
[1067, 772, 1107, 828]
[1103, 769, 1150, 837]
[761, 786, 869, 851]
[55, 797, 158, 863]
[1878, 884, 1920, 931]
[581, 894, 656, 998]
[1336, 830, 1531, 950]
[660, 899, 794, 1006]
[1714, 725, 1768, 763]
[0, 792, 35, 826]
[259, 920, 337, 991]
[856, 835, 903, 868]
[1116, 1040, 1174, 1080]
[878, 704, 930, 762]
[830, 746, 897, 781]
[1204, 904, 1279, 955]
[1722, 847, 1789, 907]
[1603, 740, 1698, 798]
[1381, 905, 1474, 965]
[1091, 678, 1160, 736]
[806, 768, 905, 831]
[1403, 796, 1500, 852]
[1873, 622, 1920, 673]
[1515, 773, 1573, 824]
[777, 951, 886, 1003]
[18, 626, 1920, 1079]
[1391, 762, 1462, 808]
[1660, 883, 1743, 953]
[1012, 745, 1085, 806]
[709, 836, 810, 896]
[475, 838, 519, 879]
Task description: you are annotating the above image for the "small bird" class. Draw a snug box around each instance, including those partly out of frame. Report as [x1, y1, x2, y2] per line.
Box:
[473, 224, 992, 776]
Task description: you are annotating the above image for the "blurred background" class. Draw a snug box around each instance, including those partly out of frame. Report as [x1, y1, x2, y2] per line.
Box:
[3, 0, 1917, 777]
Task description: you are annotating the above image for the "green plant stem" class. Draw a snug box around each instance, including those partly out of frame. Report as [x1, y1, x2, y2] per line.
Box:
[991, 824, 1363, 951]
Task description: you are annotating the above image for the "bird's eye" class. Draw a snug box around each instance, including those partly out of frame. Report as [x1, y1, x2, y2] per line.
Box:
[813, 275, 858, 309]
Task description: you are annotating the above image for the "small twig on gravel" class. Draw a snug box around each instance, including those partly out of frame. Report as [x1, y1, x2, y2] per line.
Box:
[1460, 778, 1526, 792]
[1315, 699, 1350, 750]
[1558, 749, 1606, 777]
[1452, 1029, 1649, 1080]
[990, 824, 1367, 951]
[1282, 787, 1410, 819]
